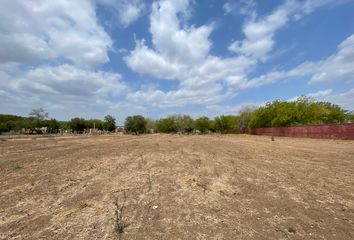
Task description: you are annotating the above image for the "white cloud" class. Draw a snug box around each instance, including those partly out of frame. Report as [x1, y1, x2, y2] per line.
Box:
[242, 33, 354, 87]
[125, 0, 257, 106]
[125, 0, 342, 109]
[309, 34, 354, 84]
[223, 0, 256, 17]
[1, 64, 126, 99]
[97, 0, 145, 27]
[223, 2, 233, 15]
[0, 1, 133, 119]
[125, 39, 186, 80]
[288, 89, 333, 101]
[228, 0, 336, 61]
[0, 0, 112, 68]
[289, 88, 354, 111]
[323, 88, 354, 110]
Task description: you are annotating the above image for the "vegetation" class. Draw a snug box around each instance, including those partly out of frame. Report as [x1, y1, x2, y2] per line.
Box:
[194, 116, 210, 134]
[104, 115, 116, 132]
[0, 97, 352, 134]
[124, 115, 146, 134]
[156, 117, 177, 133]
[248, 97, 348, 128]
[214, 115, 241, 134]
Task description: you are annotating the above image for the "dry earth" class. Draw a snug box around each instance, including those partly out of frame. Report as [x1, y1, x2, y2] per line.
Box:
[0, 134, 353, 240]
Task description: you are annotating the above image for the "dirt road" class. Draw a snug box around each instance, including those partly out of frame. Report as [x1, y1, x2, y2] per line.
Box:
[0, 134, 353, 239]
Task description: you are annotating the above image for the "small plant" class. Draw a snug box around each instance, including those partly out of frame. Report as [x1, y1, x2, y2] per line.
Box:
[271, 136, 275, 141]
[13, 164, 22, 170]
[114, 191, 128, 236]
[287, 227, 296, 234]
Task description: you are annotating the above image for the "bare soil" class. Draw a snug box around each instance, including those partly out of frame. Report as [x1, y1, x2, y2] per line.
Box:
[0, 134, 353, 240]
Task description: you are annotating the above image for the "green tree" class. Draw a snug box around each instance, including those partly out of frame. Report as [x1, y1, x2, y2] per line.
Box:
[173, 114, 194, 133]
[104, 115, 116, 132]
[0, 122, 6, 133]
[42, 118, 60, 133]
[145, 118, 157, 133]
[29, 108, 48, 127]
[68, 118, 86, 132]
[194, 116, 210, 134]
[248, 97, 348, 128]
[347, 111, 354, 123]
[124, 115, 147, 134]
[214, 115, 241, 133]
[156, 117, 177, 133]
[239, 106, 257, 133]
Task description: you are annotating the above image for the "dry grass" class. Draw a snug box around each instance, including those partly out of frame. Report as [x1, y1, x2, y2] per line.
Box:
[0, 134, 353, 239]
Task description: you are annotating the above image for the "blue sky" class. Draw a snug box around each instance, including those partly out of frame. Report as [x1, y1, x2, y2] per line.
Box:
[0, 0, 354, 123]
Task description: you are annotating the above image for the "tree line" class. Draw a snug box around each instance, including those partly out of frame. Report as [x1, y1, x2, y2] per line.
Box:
[124, 96, 353, 134]
[0, 108, 116, 134]
[1, 97, 353, 134]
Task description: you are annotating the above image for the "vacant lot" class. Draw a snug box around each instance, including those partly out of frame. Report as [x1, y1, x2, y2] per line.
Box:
[0, 134, 353, 240]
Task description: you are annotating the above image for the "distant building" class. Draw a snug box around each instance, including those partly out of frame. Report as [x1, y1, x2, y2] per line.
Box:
[115, 126, 124, 134]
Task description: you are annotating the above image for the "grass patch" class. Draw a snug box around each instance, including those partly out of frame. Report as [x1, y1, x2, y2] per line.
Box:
[13, 164, 22, 170]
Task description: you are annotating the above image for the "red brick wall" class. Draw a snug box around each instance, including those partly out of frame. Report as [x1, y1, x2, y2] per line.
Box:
[246, 124, 354, 140]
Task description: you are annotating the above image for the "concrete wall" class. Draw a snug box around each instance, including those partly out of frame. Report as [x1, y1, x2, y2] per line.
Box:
[246, 124, 354, 140]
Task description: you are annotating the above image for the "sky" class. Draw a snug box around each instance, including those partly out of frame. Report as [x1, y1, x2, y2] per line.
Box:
[0, 0, 354, 123]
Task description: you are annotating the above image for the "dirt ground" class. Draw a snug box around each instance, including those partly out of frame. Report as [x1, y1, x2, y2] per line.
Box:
[0, 134, 353, 240]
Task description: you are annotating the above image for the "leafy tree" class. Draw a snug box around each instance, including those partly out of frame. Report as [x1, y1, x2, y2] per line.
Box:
[214, 115, 241, 133]
[239, 106, 257, 133]
[173, 114, 194, 133]
[29, 108, 48, 127]
[42, 118, 60, 133]
[0, 122, 7, 133]
[104, 115, 116, 132]
[124, 115, 146, 134]
[248, 97, 348, 128]
[156, 117, 177, 133]
[68, 118, 86, 132]
[347, 111, 354, 123]
[195, 116, 210, 134]
[145, 118, 157, 133]
[84, 119, 104, 130]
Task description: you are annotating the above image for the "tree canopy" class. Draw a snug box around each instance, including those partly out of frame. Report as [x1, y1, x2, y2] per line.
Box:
[248, 97, 348, 128]
[124, 115, 147, 134]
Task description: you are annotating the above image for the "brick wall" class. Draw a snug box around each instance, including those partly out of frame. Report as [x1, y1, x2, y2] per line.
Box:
[246, 124, 354, 140]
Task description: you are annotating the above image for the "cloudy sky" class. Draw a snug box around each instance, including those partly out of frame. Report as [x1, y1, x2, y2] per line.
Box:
[0, 0, 354, 123]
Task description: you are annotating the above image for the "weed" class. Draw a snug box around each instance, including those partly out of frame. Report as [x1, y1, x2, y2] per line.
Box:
[271, 136, 275, 141]
[147, 174, 152, 192]
[114, 191, 128, 236]
[197, 181, 208, 194]
[287, 227, 296, 234]
[13, 164, 22, 170]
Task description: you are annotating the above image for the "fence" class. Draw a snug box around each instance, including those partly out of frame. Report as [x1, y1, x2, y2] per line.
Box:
[246, 123, 354, 140]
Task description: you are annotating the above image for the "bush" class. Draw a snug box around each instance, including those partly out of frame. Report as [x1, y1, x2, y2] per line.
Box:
[124, 115, 146, 134]
[156, 117, 177, 133]
[248, 96, 348, 128]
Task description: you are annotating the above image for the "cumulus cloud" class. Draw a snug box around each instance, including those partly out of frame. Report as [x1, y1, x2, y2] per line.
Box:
[125, 0, 257, 106]
[242, 33, 354, 87]
[125, 0, 343, 109]
[228, 0, 339, 61]
[0, 0, 129, 119]
[97, 0, 145, 27]
[289, 88, 354, 111]
[0, 0, 112, 68]
[1, 64, 126, 102]
[309, 34, 354, 84]
[223, 0, 257, 17]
